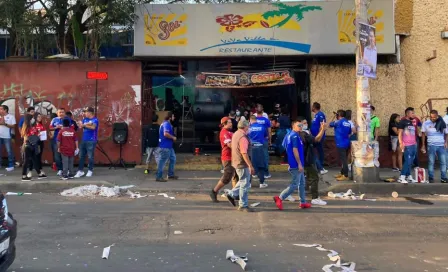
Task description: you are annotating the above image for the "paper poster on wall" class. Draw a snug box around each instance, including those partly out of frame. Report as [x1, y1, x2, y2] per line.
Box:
[356, 23, 377, 79]
[352, 141, 380, 168]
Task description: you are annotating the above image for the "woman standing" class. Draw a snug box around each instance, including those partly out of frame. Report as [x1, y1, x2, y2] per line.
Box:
[34, 113, 46, 173]
[20, 115, 47, 181]
[388, 113, 402, 171]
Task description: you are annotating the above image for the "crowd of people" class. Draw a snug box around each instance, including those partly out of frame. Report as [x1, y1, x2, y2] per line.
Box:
[0, 105, 99, 181]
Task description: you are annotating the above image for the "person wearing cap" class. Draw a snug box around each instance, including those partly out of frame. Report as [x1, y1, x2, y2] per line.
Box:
[210, 117, 236, 202]
[49, 108, 67, 176]
[155, 111, 178, 182]
[74, 107, 99, 178]
[248, 115, 268, 188]
[225, 120, 255, 212]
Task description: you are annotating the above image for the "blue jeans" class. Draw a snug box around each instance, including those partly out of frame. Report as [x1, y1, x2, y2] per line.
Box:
[280, 169, 306, 204]
[78, 141, 96, 171]
[0, 138, 15, 167]
[229, 168, 250, 208]
[263, 142, 270, 176]
[401, 144, 417, 177]
[428, 145, 447, 180]
[51, 140, 63, 171]
[156, 148, 176, 179]
[314, 141, 325, 167]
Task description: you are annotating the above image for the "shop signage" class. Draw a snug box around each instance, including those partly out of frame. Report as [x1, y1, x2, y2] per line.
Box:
[196, 70, 295, 88]
[134, 0, 395, 57]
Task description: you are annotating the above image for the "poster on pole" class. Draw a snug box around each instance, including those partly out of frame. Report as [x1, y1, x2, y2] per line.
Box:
[357, 23, 377, 79]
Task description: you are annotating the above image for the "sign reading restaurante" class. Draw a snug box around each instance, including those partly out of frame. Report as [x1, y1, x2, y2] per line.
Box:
[196, 71, 295, 88]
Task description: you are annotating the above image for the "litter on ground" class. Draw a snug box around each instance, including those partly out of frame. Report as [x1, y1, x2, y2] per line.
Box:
[158, 193, 176, 199]
[226, 250, 247, 270]
[60, 185, 146, 199]
[327, 189, 376, 201]
[293, 243, 356, 272]
[250, 202, 260, 207]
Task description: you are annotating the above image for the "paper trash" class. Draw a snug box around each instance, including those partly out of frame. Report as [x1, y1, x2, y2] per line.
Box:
[174, 231, 183, 235]
[328, 189, 375, 201]
[226, 250, 247, 271]
[250, 202, 260, 207]
[102, 246, 111, 259]
[6, 192, 32, 196]
[60, 185, 141, 198]
[294, 243, 356, 272]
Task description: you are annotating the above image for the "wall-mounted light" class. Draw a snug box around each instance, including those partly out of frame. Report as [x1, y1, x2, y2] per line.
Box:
[441, 27, 448, 39]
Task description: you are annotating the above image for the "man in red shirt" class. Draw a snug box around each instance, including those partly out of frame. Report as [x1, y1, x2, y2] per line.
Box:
[57, 118, 79, 180]
[210, 117, 235, 202]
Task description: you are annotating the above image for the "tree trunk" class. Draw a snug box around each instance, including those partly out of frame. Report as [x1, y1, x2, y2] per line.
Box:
[63, 3, 88, 56]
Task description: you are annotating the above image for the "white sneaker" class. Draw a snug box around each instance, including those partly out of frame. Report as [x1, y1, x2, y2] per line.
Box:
[5, 167, 14, 172]
[86, 170, 93, 177]
[259, 183, 268, 188]
[320, 169, 328, 175]
[27, 172, 32, 178]
[285, 195, 296, 202]
[311, 198, 327, 206]
[57, 170, 63, 176]
[407, 176, 417, 183]
[264, 174, 271, 179]
[74, 171, 85, 178]
[398, 175, 408, 184]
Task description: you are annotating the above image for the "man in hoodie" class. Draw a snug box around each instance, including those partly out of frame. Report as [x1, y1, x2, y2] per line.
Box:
[421, 110, 448, 183]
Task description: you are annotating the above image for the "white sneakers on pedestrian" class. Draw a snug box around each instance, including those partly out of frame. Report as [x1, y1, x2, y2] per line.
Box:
[311, 198, 327, 206]
[407, 176, 417, 183]
[320, 169, 328, 175]
[398, 175, 408, 184]
[57, 170, 63, 176]
[5, 167, 14, 172]
[264, 174, 271, 179]
[259, 183, 268, 188]
[74, 171, 85, 178]
[27, 172, 32, 178]
[86, 170, 93, 177]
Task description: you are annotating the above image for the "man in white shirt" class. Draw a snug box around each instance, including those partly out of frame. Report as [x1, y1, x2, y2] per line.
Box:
[0, 105, 16, 171]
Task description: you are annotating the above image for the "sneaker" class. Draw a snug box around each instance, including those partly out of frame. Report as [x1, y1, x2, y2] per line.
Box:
[220, 169, 224, 174]
[320, 169, 328, 175]
[156, 178, 167, 182]
[209, 190, 219, 203]
[5, 167, 14, 172]
[264, 174, 271, 179]
[21, 176, 31, 181]
[429, 179, 434, 184]
[441, 179, 448, 184]
[336, 175, 349, 181]
[226, 193, 236, 207]
[144, 169, 149, 174]
[311, 198, 327, 206]
[68, 175, 75, 179]
[27, 172, 32, 178]
[38, 173, 47, 179]
[168, 175, 178, 180]
[398, 175, 408, 184]
[237, 206, 254, 212]
[86, 170, 93, 177]
[74, 171, 85, 178]
[259, 183, 268, 189]
[57, 170, 63, 176]
[273, 196, 283, 210]
[60, 175, 69, 180]
[406, 176, 417, 183]
[300, 203, 312, 209]
[392, 168, 400, 172]
[285, 195, 296, 202]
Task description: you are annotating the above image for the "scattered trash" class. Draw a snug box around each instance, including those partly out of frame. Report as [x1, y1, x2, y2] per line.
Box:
[102, 245, 114, 259]
[33, 257, 38, 260]
[158, 193, 176, 199]
[294, 244, 356, 272]
[384, 178, 396, 183]
[6, 192, 32, 196]
[436, 194, 448, 197]
[392, 191, 399, 198]
[60, 185, 139, 198]
[327, 189, 375, 201]
[250, 202, 260, 207]
[174, 231, 183, 235]
[127, 191, 148, 199]
[226, 250, 247, 270]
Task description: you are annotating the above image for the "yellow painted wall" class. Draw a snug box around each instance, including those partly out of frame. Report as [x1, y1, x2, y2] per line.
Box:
[400, 0, 448, 119]
[395, 0, 413, 34]
[310, 64, 406, 136]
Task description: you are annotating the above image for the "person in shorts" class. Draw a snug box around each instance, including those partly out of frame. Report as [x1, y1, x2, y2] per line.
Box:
[388, 113, 402, 171]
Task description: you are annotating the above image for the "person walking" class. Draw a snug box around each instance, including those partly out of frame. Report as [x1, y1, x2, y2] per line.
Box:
[330, 110, 352, 181]
[248, 115, 268, 188]
[57, 118, 79, 180]
[421, 110, 447, 183]
[311, 102, 328, 174]
[49, 108, 67, 176]
[34, 113, 46, 173]
[273, 119, 311, 210]
[210, 117, 235, 202]
[397, 107, 418, 184]
[225, 120, 255, 212]
[155, 112, 178, 182]
[20, 115, 47, 181]
[388, 113, 402, 172]
[0, 105, 16, 172]
[143, 114, 160, 174]
[254, 104, 272, 179]
[74, 107, 99, 178]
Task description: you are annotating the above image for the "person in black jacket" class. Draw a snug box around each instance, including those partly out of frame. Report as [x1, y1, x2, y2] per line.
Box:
[143, 114, 160, 174]
[297, 116, 327, 206]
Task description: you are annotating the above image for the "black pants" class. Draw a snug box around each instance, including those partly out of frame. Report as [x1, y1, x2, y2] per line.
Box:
[35, 141, 44, 171]
[337, 147, 349, 177]
[22, 145, 41, 176]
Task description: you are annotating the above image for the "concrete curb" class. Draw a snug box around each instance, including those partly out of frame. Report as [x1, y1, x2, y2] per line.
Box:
[323, 182, 448, 196]
[0, 180, 113, 193]
[134, 164, 290, 172]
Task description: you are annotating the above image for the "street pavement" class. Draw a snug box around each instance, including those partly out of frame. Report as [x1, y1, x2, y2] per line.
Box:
[5, 193, 448, 271]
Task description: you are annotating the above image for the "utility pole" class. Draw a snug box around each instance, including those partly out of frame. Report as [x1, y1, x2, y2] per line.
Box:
[353, 0, 380, 182]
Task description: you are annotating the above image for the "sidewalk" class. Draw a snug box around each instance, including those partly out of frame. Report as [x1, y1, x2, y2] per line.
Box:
[2, 166, 448, 196]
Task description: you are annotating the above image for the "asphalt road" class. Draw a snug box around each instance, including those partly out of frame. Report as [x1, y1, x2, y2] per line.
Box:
[5, 193, 448, 272]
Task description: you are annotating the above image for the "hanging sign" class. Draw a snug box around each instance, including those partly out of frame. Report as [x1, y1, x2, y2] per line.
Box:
[196, 70, 295, 88]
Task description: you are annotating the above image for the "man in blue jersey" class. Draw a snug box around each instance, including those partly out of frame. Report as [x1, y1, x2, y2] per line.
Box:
[248, 115, 268, 188]
[311, 102, 328, 175]
[253, 104, 272, 179]
[156, 112, 178, 182]
[273, 119, 311, 210]
[74, 107, 99, 178]
[330, 110, 352, 181]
